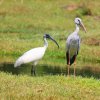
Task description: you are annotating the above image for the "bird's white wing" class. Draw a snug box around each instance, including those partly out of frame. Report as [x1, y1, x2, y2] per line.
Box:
[14, 47, 46, 67]
[22, 47, 46, 63]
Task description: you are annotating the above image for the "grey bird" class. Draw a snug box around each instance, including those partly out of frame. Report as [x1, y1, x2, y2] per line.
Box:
[66, 18, 86, 77]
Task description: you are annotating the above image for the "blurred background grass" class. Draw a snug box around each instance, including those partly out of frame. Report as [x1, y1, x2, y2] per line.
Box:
[0, 0, 100, 73]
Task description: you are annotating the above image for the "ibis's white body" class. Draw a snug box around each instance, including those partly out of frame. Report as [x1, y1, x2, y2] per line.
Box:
[14, 38, 48, 68]
[14, 34, 59, 75]
[14, 47, 46, 67]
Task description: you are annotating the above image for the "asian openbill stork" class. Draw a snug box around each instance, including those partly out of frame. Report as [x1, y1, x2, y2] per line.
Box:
[14, 34, 59, 76]
[66, 18, 86, 77]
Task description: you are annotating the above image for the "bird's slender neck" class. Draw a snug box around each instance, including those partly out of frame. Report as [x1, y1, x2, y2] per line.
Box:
[73, 24, 80, 34]
[44, 38, 48, 49]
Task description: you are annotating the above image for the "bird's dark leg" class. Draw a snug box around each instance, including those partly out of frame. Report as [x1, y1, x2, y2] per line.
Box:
[31, 65, 36, 76]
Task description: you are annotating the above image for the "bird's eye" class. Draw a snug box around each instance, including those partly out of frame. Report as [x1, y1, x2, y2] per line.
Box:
[77, 19, 80, 24]
[78, 19, 80, 22]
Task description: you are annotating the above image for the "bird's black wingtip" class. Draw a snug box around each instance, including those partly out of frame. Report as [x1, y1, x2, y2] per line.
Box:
[66, 51, 77, 65]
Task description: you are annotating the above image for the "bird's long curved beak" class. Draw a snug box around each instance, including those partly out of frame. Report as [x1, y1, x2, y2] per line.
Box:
[80, 22, 87, 33]
[49, 36, 59, 48]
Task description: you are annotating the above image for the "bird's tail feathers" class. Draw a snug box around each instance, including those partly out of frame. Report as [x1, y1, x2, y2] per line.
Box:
[66, 51, 69, 65]
[14, 58, 23, 68]
[70, 55, 76, 65]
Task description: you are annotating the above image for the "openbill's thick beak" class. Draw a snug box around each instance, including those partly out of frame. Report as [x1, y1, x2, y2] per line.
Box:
[80, 22, 87, 33]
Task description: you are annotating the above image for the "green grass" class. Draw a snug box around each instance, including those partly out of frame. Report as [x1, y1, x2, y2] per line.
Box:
[0, 0, 99, 65]
[0, 72, 100, 100]
[0, 0, 100, 99]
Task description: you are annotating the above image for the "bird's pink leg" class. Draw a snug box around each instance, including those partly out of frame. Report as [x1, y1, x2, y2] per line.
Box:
[68, 64, 70, 77]
[67, 53, 70, 77]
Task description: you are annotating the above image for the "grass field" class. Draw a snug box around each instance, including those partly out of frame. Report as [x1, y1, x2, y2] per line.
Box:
[0, 72, 100, 100]
[0, 0, 100, 99]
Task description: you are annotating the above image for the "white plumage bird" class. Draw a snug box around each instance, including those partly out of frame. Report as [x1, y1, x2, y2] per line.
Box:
[14, 34, 59, 75]
[66, 18, 86, 77]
